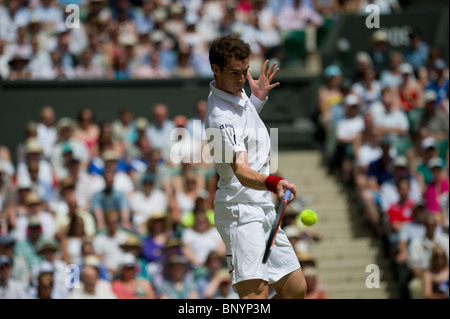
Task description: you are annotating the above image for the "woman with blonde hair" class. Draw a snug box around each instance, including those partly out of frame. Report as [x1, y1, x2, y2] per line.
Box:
[422, 245, 449, 299]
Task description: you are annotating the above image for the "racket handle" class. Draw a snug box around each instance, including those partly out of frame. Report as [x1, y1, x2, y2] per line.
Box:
[282, 189, 292, 202]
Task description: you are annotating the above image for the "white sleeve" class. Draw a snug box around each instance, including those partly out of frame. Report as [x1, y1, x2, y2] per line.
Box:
[250, 94, 268, 114]
[207, 114, 247, 164]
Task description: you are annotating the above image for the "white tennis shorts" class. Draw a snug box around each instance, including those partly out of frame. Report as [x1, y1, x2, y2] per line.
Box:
[214, 202, 301, 289]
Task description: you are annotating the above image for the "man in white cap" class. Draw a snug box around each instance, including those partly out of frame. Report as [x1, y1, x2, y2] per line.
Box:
[333, 93, 365, 183]
[398, 62, 424, 111]
[414, 90, 448, 141]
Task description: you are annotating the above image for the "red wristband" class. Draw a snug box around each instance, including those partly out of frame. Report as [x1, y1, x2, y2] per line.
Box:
[265, 175, 284, 194]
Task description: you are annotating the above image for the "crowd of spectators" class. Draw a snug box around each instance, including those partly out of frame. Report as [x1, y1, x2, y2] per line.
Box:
[0, 99, 236, 299]
[1, 0, 447, 301]
[0, 0, 405, 81]
[317, 26, 449, 299]
[0, 96, 325, 299]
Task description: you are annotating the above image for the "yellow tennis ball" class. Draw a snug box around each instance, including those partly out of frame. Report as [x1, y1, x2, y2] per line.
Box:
[300, 209, 317, 226]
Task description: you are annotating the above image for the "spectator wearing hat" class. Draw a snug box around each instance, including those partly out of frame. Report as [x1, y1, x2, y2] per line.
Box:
[78, 243, 110, 282]
[0, 235, 28, 287]
[14, 215, 45, 277]
[51, 117, 90, 180]
[9, 171, 33, 223]
[317, 64, 344, 165]
[398, 62, 425, 111]
[15, 192, 55, 241]
[7, 53, 32, 80]
[28, 260, 67, 299]
[142, 212, 173, 259]
[119, 234, 149, 280]
[111, 252, 155, 299]
[368, 29, 390, 73]
[16, 137, 54, 194]
[70, 261, 117, 299]
[380, 155, 422, 216]
[414, 90, 449, 142]
[0, 254, 29, 299]
[415, 137, 440, 192]
[31, 239, 69, 299]
[423, 157, 449, 218]
[158, 255, 199, 299]
[148, 236, 183, 288]
[318, 64, 344, 127]
[332, 93, 365, 183]
[129, 172, 168, 232]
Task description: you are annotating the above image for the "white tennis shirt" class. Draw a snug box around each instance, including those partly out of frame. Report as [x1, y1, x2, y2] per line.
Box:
[206, 80, 273, 206]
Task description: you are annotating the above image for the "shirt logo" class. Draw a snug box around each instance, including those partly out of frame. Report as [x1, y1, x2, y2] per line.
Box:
[219, 124, 234, 130]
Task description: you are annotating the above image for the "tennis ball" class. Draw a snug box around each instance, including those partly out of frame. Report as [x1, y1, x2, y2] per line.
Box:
[300, 209, 317, 226]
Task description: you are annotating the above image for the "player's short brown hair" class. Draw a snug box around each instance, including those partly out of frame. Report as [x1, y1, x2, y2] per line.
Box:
[209, 35, 251, 70]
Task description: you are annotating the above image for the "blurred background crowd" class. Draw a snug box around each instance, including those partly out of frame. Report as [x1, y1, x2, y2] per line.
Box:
[317, 26, 449, 298]
[0, 0, 448, 300]
[1, 0, 402, 81]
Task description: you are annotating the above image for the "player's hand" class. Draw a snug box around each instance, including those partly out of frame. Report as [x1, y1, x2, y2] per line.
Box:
[247, 59, 280, 101]
[276, 179, 297, 203]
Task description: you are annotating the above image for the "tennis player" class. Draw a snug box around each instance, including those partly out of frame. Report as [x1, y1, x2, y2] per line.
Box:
[205, 35, 306, 299]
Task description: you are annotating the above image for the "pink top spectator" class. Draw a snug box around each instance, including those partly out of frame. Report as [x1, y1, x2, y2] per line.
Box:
[424, 178, 449, 214]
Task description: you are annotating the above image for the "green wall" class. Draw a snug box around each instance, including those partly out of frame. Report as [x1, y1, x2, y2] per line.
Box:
[0, 76, 321, 163]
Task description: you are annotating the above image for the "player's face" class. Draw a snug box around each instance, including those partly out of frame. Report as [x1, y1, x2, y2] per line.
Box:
[213, 57, 249, 97]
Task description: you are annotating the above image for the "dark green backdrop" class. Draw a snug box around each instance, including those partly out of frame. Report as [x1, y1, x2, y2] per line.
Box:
[0, 76, 321, 163]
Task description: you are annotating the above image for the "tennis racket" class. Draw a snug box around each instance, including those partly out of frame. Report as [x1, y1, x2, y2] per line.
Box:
[262, 189, 292, 264]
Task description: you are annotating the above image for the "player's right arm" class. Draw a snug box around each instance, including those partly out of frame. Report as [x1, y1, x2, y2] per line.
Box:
[231, 151, 297, 202]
